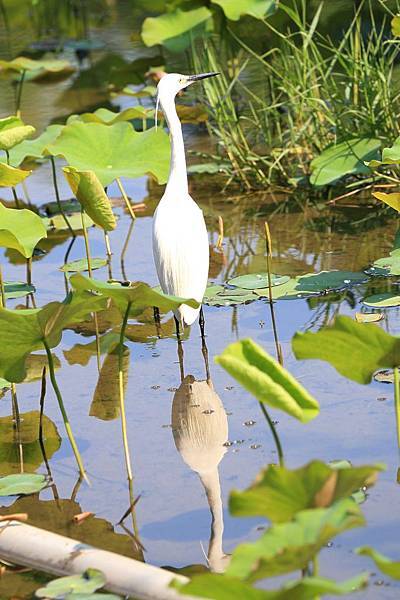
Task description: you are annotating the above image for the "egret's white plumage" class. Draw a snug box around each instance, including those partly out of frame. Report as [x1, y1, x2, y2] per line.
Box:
[153, 72, 217, 327]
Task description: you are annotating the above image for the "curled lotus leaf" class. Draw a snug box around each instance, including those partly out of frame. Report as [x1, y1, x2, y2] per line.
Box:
[0, 116, 35, 151]
[63, 166, 116, 231]
[0, 162, 31, 187]
[0, 203, 47, 258]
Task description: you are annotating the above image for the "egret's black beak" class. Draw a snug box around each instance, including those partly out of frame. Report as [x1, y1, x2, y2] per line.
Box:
[187, 72, 220, 82]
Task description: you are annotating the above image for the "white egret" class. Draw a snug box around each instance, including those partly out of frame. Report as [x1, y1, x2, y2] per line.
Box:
[152, 72, 219, 333]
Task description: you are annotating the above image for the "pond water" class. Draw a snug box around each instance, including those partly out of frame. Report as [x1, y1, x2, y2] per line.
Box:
[1, 2, 400, 599]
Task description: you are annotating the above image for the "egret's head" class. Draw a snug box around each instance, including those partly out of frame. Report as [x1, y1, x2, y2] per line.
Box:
[156, 71, 219, 101]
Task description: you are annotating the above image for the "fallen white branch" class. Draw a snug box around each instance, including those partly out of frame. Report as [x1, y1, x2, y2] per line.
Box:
[0, 520, 199, 600]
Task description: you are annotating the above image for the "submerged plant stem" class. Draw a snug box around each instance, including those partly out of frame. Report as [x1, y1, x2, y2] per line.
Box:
[50, 157, 75, 237]
[394, 367, 400, 452]
[81, 208, 101, 372]
[259, 401, 284, 467]
[43, 340, 88, 482]
[116, 177, 136, 221]
[119, 301, 133, 481]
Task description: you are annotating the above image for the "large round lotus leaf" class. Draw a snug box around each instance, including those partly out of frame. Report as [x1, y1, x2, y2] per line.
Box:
[294, 271, 367, 292]
[0, 116, 35, 151]
[228, 273, 290, 290]
[362, 293, 400, 308]
[211, 0, 277, 20]
[67, 106, 150, 125]
[3, 124, 63, 166]
[142, 7, 212, 49]
[0, 162, 31, 187]
[63, 167, 116, 231]
[0, 203, 47, 258]
[46, 121, 170, 186]
[310, 137, 381, 186]
[0, 472, 49, 495]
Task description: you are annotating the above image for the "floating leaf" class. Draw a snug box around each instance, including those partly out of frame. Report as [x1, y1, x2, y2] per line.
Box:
[63, 167, 116, 231]
[370, 248, 400, 275]
[4, 281, 35, 299]
[44, 212, 94, 232]
[142, 7, 212, 50]
[212, 0, 277, 21]
[0, 116, 35, 151]
[362, 293, 400, 308]
[47, 121, 170, 186]
[292, 315, 400, 384]
[70, 273, 199, 318]
[355, 312, 384, 323]
[227, 500, 364, 581]
[35, 569, 106, 598]
[175, 573, 368, 599]
[228, 273, 290, 290]
[310, 138, 381, 186]
[203, 284, 225, 303]
[0, 203, 47, 258]
[215, 339, 319, 422]
[229, 460, 382, 522]
[60, 258, 108, 273]
[356, 546, 400, 580]
[0, 473, 49, 496]
[0, 162, 31, 187]
[0, 291, 107, 382]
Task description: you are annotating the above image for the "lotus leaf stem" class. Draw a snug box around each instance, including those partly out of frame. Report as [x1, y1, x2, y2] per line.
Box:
[0, 263, 5, 308]
[5, 150, 20, 208]
[119, 301, 133, 482]
[121, 219, 134, 281]
[394, 367, 400, 452]
[259, 401, 284, 467]
[116, 177, 136, 221]
[43, 339, 88, 482]
[50, 157, 75, 237]
[81, 208, 101, 372]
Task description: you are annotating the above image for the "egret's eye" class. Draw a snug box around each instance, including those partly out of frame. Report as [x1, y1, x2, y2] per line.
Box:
[179, 78, 185, 85]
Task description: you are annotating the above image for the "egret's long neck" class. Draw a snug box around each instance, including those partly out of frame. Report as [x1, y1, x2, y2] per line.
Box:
[161, 95, 188, 195]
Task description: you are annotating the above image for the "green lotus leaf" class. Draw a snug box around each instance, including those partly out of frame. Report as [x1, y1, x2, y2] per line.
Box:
[35, 569, 106, 598]
[2, 124, 63, 166]
[187, 161, 231, 175]
[47, 121, 170, 186]
[0, 162, 31, 187]
[0, 203, 47, 258]
[117, 85, 157, 98]
[175, 573, 368, 599]
[63, 166, 116, 231]
[369, 247, 400, 275]
[68, 107, 150, 125]
[211, 0, 277, 21]
[0, 410, 61, 475]
[43, 212, 94, 232]
[0, 291, 107, 383]
[356, 546, 400, 580]
[4, 281, 35, 299]
[228, 273, 290, 290]
[60, 258, 108, 273]
[227, 500, 364, 582]
[0, 116, 35, 151]
[229, 460, 383, 522]
[70, 273, 199, 318]
[142, 7, 212, 50]
[0, 473, 49, 496]
[292, 315, 400, 384]
[310, 137, 381, 186]
[366, 136, 400, 167]
[362, 293, 400, 308]
[215, 338, 319, 422]
[203, 284, 225, 304]
[0, 56, 72, 73]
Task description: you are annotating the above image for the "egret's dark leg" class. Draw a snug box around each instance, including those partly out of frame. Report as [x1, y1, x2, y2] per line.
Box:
[175, 316, 185, 381]
[199, 307, 210, 381]
[153, 306, 161, 338]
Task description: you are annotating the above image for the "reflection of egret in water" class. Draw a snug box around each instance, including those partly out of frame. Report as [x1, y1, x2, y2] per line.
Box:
[171, 339, 230, 572]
